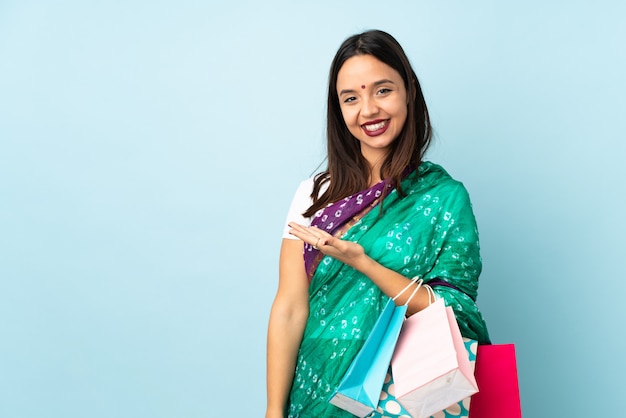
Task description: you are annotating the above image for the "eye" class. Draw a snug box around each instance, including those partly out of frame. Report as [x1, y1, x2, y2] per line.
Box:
[342, 96, 357, 103]
[377, 88, 392, 95]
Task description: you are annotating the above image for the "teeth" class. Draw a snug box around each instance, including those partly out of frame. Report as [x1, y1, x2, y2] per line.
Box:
[364, 120, 387, 131]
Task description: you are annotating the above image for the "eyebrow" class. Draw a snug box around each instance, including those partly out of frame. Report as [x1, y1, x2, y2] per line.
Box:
[338, 79, 396, 96]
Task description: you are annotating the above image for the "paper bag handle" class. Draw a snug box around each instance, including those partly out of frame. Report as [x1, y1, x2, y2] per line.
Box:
[423, 283, 436, 305]
[392, 276, 423, 306]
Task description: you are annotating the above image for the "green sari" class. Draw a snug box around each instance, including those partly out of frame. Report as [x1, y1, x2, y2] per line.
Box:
[288, 162, 490, 418]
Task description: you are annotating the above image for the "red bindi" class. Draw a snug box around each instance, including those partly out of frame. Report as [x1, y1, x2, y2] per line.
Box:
[361, 85, 366, 89]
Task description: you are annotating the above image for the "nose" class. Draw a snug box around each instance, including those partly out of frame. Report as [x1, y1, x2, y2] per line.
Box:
[361, 96, 379, 118]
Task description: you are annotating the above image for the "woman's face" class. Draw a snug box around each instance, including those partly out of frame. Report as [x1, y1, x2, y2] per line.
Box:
[336, 54, 408, 164]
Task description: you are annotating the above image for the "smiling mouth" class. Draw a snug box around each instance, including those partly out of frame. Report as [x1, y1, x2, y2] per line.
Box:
[362, 120, 389, 132]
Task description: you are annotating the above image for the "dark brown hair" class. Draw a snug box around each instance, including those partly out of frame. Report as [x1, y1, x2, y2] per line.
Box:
[303, 30, 432, 217]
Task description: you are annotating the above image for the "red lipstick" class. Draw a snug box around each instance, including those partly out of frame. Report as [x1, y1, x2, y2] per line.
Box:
[361, 119, 390, 137]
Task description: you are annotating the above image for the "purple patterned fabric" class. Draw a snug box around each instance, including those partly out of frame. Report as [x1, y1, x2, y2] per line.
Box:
[303, 179, 394, 279]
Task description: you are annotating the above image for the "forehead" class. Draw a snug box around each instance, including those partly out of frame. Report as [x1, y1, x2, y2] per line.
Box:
[336, 54, 403, 89]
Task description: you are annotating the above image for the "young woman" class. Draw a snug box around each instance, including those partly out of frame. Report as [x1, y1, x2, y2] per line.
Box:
[266, 30, 490, 418]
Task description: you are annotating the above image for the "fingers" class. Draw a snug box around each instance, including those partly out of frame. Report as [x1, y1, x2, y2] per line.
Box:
[288, 223, 330, 249]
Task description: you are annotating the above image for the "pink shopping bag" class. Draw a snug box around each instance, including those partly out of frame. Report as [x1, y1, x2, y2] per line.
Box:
[468, 344, 522, 418]
[391, 298, 478, 418]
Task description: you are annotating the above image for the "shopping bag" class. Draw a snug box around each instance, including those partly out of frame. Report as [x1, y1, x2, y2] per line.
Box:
[468, 344, 522, 418]
[329, 277, 423, 417]
[391, 298, 479, 418]
[375, 338, 478, 418]
[328, 298, 407, 417]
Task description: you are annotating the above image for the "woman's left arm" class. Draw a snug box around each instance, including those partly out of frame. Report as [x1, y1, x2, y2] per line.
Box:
[288, 222, 431, 316]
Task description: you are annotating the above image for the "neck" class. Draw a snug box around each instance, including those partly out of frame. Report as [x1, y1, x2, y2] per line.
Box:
[363, 151, 388, 186]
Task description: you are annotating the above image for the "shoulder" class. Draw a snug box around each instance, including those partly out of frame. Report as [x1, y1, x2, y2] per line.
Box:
[293, 174, 330, 200]
[406, 162, 473, 208]
[294, 177, 315, 197]
[286, 177, 316, 217]
[282, 178, 314, 239]
[407, 161, 467, 193]
[282, 175, 329, 239]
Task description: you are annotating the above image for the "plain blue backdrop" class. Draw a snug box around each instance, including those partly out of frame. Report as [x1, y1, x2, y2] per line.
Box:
[1, 1, 624, 417]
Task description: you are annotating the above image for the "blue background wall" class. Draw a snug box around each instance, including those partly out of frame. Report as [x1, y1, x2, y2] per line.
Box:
[1, 1, 624, 417]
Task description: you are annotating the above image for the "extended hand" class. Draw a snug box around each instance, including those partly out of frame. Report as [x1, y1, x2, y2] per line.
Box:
[288, 222, 368, 269]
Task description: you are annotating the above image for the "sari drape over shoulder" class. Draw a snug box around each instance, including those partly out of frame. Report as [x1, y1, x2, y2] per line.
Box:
[288, 162, 490, 418]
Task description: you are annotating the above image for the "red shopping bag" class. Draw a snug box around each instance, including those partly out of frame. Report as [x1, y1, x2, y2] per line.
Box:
[468, 344, 522, 418]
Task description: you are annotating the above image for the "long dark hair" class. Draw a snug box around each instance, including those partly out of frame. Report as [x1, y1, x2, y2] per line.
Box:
[303, 29, 432, 218]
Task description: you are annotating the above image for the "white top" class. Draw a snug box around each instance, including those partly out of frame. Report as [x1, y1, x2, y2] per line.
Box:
[282, 177, 328, 239]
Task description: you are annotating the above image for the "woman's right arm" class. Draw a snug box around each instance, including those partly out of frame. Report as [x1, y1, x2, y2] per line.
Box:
[266, 238, 310, 418]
